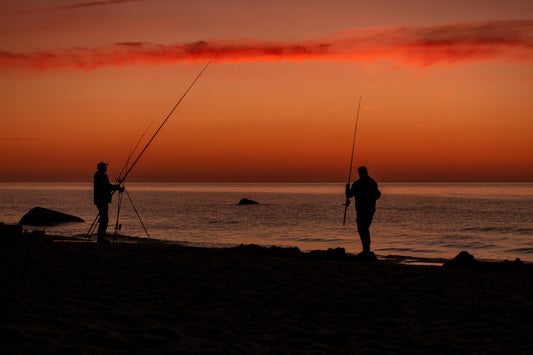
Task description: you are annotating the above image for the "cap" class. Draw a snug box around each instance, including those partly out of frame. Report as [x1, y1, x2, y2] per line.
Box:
[97, 162, 108, 168]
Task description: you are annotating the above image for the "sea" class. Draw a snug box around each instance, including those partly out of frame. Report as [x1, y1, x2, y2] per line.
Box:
[1, 182, 532, 263]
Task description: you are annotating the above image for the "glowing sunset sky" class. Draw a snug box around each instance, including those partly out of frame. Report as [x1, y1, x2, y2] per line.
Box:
[1, 0, 532, 182]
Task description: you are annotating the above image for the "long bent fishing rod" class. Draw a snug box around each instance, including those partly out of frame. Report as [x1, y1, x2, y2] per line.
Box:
[86, 61, 211, 239]
[343, 96, 362, 225]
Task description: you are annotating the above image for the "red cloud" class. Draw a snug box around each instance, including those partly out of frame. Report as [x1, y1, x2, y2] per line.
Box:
[22, 0, 142, 13]
[55, 0, 141, 10]
[1, 20, 531, 70]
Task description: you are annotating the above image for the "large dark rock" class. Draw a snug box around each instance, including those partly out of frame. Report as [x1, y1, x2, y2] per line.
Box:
[238, 198, 259, 205]
[19, 207, 84, 226]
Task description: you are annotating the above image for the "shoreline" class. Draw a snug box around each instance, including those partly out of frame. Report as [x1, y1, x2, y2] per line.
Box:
[2, 234, 532, 353]
[20, 230, 533, 266]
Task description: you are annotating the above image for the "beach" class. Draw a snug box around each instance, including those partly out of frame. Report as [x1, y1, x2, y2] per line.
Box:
[1, 237, 532, 354]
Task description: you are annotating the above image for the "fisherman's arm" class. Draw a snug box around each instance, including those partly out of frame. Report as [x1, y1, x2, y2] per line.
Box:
[345, 184, 355, 198]
[110, 182, 124, 193]
[374, 181, 381, 200]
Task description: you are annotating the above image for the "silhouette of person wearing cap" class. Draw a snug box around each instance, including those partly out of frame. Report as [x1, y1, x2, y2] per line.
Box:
[93, 162, 123, 244]
[345, 166, 381, 255]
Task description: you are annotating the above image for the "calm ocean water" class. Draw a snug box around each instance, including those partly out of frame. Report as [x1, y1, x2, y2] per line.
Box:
[1, 182, 532, 262]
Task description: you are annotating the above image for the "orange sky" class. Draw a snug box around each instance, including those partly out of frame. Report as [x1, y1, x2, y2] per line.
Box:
[1, 0, 532, 182]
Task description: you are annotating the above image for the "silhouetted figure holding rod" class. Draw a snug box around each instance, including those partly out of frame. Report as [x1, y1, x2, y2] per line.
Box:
[345, 166, 381, 255]
[93, 162, 123, 244]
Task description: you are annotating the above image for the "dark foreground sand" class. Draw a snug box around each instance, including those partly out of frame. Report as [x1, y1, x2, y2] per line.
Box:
[1, 238, 532, 354]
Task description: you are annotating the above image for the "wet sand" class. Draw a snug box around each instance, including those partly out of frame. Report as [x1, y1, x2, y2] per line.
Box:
[1, 237, 532, 354]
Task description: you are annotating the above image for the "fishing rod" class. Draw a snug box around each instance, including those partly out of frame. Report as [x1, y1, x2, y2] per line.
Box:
[112, 185, 125, 242]
[118, 60, 211, 183]
[116, 120, 154, 184]
[343, 96, 362, 226]
[109, 121, 154, 241]
[86, 61, 211, 240]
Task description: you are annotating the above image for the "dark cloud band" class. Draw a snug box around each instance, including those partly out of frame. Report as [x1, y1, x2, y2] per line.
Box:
[1, 20, 531, 70]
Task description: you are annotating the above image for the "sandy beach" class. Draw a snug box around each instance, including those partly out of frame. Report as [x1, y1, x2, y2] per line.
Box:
[1, 236, 532, 354]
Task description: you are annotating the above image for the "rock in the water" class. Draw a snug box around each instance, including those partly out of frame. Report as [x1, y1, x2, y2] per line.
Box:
[238, 198, 259, 205]
[19, 207, 84, 226]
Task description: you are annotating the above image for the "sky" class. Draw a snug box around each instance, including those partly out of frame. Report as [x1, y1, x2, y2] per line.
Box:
[1, 0, 532, 182]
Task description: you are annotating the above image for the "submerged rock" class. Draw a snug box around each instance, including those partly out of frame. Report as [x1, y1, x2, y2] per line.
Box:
[238, 198, 259, 205]
[19, 207, 84, 226]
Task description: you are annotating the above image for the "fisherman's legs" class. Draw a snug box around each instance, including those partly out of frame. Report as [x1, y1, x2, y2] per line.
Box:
[356, 219, 371, 252]
[356, 209, 374, 252]
[96, 204, 109, 243]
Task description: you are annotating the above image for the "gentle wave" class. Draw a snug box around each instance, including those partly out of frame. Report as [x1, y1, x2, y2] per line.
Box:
[460, 226, 533, 235]
[505, 248, 533, 254]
